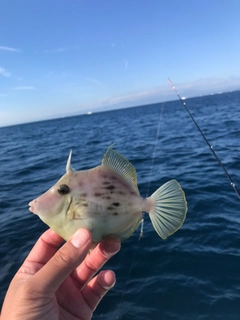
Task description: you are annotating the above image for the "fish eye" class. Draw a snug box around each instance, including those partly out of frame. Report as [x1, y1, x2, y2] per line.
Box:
[58, 184, 70, 195]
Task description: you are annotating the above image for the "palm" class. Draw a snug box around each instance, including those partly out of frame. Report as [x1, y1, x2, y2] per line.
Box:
[56, 275, 94, 320]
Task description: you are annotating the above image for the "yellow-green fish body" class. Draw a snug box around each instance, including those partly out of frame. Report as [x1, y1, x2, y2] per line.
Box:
[29, 146, 187, 243]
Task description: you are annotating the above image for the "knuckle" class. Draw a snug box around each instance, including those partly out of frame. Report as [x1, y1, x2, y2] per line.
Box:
[85, 258, 99, 274]
[53, 246, 76, 268]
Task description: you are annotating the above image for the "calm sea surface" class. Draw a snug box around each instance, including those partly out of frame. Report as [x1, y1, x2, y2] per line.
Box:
[0, 92, 240, 319]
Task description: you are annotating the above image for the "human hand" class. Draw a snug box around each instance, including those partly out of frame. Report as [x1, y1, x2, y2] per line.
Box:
[1, 228, 120, 320]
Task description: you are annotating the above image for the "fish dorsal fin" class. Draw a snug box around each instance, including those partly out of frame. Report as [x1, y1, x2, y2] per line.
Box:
[102, 146, 139, 192]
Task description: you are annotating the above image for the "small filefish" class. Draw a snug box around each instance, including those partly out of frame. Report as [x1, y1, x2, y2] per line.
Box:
[29, 146, 187, 243]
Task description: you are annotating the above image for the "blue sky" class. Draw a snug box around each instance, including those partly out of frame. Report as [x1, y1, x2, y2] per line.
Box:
[0, 0, 240, 127]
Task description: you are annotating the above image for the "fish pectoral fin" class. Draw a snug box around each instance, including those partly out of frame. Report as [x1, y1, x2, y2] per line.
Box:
[148, 179, 187, 240]
[102, 146, 139, 193]
[67, 205, 82, 220]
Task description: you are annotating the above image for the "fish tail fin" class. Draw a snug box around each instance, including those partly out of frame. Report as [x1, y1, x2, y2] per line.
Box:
[148, 179, 187, 240]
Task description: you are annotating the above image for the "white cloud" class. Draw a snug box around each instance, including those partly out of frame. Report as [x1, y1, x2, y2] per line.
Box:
[0, 46, 21, 52]
[44, 45, 81, 54]
[86, 77, 102, 85]
[89, 76, 240, 113]
[14, 86, 36, 90]
[51, 48, 67, 53]
[43, 48, 66, 54]
[175, 77, 240, 97]
[0, 67, 11, 77]
[44, 46, 79, 54]
[99, 87, 167, 107]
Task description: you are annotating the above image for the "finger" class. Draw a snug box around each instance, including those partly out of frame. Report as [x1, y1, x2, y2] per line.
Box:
[19, 229, 64, 275]
[71, 239, 121, 289]
[82, 270, 116, 311]
[30, 228, 92, 294]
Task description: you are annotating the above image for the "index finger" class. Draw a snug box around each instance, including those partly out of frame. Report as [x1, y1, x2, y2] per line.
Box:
[19, 229, 64, 274]
[32, 229, 92, 294]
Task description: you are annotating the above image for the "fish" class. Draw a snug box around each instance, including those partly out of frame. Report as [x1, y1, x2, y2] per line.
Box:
[29, 146, 188, 243]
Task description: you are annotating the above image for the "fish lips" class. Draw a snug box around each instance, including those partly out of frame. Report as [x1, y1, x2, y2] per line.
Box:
[28, 200, 37, 214]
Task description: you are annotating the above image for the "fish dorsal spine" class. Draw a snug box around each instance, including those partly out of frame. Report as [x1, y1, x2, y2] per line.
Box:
[66, 150, 76, 173]
[102, 146, 139, 193]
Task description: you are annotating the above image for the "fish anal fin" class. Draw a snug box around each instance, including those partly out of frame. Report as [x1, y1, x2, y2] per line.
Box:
[114, 216, 142, 242]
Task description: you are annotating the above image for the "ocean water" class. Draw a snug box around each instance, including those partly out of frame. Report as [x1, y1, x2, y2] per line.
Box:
[0, 91, 240, 319]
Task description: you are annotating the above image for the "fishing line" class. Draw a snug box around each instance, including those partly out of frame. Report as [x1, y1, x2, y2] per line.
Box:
[139, 101, 166, 239]
[145, 102, 165, 198]
[116, 100, 166, 318]
[115, 237, 142, 319]
[168, 78, 240, 199]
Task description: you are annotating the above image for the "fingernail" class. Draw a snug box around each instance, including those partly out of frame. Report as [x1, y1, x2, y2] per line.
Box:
[99, 270, 116, 289]
[100, 240, 121, 258]
[71, 229, 90, 248]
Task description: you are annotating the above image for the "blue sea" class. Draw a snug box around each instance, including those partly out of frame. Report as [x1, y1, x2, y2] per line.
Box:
[0, 91, 240, 319]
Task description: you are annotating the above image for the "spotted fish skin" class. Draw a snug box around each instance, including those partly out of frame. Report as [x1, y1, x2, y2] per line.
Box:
[62, 166, 145, 242]
[29, 146, 187, 243]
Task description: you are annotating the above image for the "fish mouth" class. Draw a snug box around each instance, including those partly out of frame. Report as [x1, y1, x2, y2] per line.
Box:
[28, 200, 36, 214]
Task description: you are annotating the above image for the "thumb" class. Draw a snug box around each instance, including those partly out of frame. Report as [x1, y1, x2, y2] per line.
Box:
[32, 228, 92, 294]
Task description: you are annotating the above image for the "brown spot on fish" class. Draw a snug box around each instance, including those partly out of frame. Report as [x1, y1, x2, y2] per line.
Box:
[79, 193, 87, 197]
[102, 196, 111, 200]
[94, 192, 104, 197]
[102, 174, 109, 179]
[110, 175, 117, 180]
[105, 185, 115, 190]
[112, 202, 120, 207]
[118, 191, 126, 195]
[82, 203, 88, 207]
[113, 212, 118, 216]
[107, 206, 114, 210]
[103, 181, 111, 185]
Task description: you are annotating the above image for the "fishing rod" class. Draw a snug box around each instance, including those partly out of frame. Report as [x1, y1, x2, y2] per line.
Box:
[168, 78, 240, 200]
